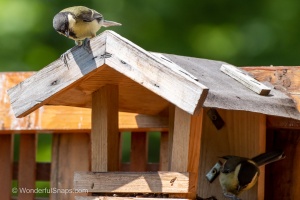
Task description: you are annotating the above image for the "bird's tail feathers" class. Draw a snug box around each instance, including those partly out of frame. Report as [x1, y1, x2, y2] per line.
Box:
[251, 150, 285, 166]
[103, 20, 122, 27]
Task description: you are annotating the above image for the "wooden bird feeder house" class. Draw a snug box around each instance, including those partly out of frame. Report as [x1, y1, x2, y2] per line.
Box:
[7, 31, 300, 200]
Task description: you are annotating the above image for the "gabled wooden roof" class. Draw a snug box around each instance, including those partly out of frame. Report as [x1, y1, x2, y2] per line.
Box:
[8, 31, 208, 118]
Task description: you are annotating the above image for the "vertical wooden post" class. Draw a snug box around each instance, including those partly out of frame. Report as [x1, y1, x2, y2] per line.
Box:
[168, 106, 203, 198]
[130, 132, 148, 171]
[18, 134, 37, 200]
[159, 131, 169, 171]
[91, 84, 119, 172]
[50, 133, 90, 200]
[0, 135, 13, 200]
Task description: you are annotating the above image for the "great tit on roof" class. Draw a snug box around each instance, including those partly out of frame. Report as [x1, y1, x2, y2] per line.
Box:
[219, 150, 285, 200]
[53, 6, 121, 46]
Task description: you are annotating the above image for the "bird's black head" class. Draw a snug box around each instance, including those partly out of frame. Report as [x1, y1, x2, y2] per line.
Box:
[53, 12, 70, 37]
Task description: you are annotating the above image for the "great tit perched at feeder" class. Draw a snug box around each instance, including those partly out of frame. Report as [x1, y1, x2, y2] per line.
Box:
[53, 6, 121, 65]
[219, 150, 285, 200]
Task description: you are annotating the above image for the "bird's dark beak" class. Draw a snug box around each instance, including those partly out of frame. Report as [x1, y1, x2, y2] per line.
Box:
[65, 29, 70, 38]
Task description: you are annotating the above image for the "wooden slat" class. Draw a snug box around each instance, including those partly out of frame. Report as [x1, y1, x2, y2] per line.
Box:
[50, 134, 90, 200]
[8, 31, 208, 118]
[0, 135, 13, 200]
[91, 85, 119, 171]
[130, 132, 148, 171]
[197, 108, 266, 200]
[75, 197, 191, 200]
[121, 163, 159, 172]
[13, 162, 50, 181]
[18, 134, 37, 200]
[74, 171, 190, 193]
[159, 131, 169, 171]
[221, 64, 271, 95]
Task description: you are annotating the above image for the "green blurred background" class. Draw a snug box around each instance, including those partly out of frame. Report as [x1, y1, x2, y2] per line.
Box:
[4, 0, 300, 197]
[1, 0, 300, 72]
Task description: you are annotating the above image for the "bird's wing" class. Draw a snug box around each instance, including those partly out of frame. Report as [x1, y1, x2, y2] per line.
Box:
[220, 156, 247, 173]
[78, 9, 103, 22]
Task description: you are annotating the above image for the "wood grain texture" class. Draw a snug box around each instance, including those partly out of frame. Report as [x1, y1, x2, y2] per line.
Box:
[267, 115, 300, 129]
[242, 66, 300, 111]
[50, 133, 90, 200]
[8, 31, 208, 118]
[18, 134, 37, 200]
[197, 108, 266, 200]
[74, 171, 190, 193]
[91, 85, 120, 172]
[0, 73, 168, 133]
[187, 109, 204, 196]
[75, 197, 191, 200]
[169, 107, 191, 172]
[105, 31, 208, 115]
[130, 132, 148, 171]
[265, 130, 300, 200]
[159, 131, 169, 171]
[0, 135, 13, 200]
[221, 64, 271, 95]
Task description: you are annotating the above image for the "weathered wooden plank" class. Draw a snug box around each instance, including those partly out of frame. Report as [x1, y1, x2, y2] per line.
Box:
[242, 66, 300, 111]
[75, 197, 191, 200]
[8, 31, 208, 118]
[197, 108, 266, 200]
[221, 64, 271, 95]
[159, 131, 169, 171]
[101, 31, 208, 115]
[18, 134, 37, 200]
[130, 132, 148, 171]
[91, 85, 119, 171]
[50, 134, 90, 200]
[0, 135, 13, 200]
[8, 34, 107, 118]
[74, 171, 190, 193]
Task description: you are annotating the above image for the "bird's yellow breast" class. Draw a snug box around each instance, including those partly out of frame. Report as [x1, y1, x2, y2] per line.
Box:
[67, 14, 101, 40]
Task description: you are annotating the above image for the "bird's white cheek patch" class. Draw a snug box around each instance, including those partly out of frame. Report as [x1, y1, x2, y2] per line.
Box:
[67, 14, 76, 28]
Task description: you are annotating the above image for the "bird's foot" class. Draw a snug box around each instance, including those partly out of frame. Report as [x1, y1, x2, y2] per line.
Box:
[223, 192, 241, 200]
[82, 38, 92, 54]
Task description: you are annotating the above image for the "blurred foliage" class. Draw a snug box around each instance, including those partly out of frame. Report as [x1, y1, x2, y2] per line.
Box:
[1, 0, 300, 71]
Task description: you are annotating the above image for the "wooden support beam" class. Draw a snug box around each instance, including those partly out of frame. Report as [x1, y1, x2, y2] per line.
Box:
[91, 85, 119, 171]
[74, 171, 190, 193]
[267, 116, 300, 129]
[159, 131, 169, 171]
[130, 132, 148, 171]
[168, 106, 203, 198]
[50, 133, 90, 200]
[18, 134, 37, 200]
[221, 64, 271, 95]
[0, 135, 13, 200]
